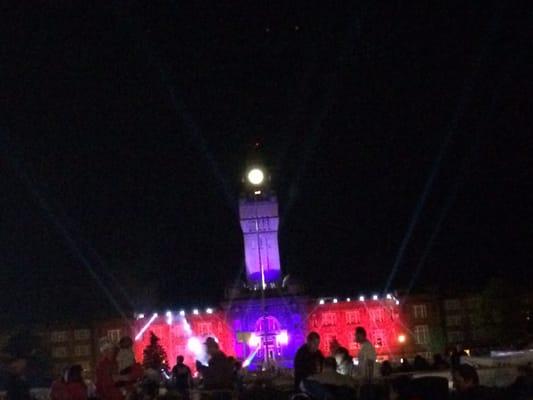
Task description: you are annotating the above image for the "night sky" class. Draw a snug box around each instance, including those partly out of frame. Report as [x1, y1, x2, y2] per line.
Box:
[1, 2, 531, 323]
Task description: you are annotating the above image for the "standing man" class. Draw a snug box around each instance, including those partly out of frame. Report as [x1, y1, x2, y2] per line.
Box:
[294, 332, 325, 391]
[196, 337, 233, 390]
[172, 355, 192, 399]
[354, 327, 376, 383]
[95, 339, 123, 400]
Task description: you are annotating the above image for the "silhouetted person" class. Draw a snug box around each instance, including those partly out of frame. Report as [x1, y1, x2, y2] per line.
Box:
[354, 327, 376, 383]
[450, 344, 467, 371]
[294, 332, 324, 391]
[67, 365, 88, 400]
[433, 354, 450, 370]
[333, 347, 353, 376]
[172, 355, 192, 399]
[6, 358, 31, 400]
[196, 337, 233, 390]
[302, 357, 356, 399]
[413, 355, 430, 371]
[380, 360, 393, 377]
[452, 364, 490, 400]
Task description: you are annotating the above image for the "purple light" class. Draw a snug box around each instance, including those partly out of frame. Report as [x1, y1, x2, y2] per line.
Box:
[248, 333, 260, 347]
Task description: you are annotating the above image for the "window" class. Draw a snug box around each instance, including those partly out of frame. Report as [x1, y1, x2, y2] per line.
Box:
[52, 346, 68, 358]
[369, 308, 384, 323]
[74, 345, 90, 357]
[413, 304, 428, 319]
[413, 325, 430, 345]
[51, 331, 69, 343]
[373, 330, 385, 348]
[107, 329, 121, 343]
[445, 299, 461, 311]
[448, 331, 464, 343]
[197, 322, 213, 336]
[74, 329, 91, 341]
[345, 310, 361, 325]
[466, 297, 481, 310]
[446, 315, 462, 327]
[321, 312, 337, 327]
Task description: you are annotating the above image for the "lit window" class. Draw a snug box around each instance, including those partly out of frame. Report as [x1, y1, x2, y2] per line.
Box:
[444, 299, 461, 311]
[448, 331, 465, 343]
[413, 325, 430, 345]
[373, 330, 385, 347]
[345, 310, 361, 325]
[107, 329, 121, 343]
[51, 331, 69, 343]
[74, 345, 91, 357]
[74, 329, 91, 341]
[52, 346, 68, 358]
[198, 322, 213, 335]
[321, 312, 337, 327]
[413, 304, 428, 319]
[369, 308, 384, 323]
[446, 315, 462, 327]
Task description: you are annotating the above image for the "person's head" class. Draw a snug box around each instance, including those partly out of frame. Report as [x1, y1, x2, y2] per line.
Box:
[453, 364, 479, 392]
[306, 332, 320, 353]
[176, 355, 184, 365]
[334, 347, 350, 365]
[204, 337, 219, 357]
[355, 327, 367, 343]
[323, 357, 337, 372]
[119, 336, 133, 349]
[9, 358, 27, 375]
[68, 365, 84, 383]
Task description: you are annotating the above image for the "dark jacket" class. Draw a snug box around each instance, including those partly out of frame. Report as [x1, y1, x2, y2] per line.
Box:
[294, 344, 324, 391]
[197, 351, 233, 390]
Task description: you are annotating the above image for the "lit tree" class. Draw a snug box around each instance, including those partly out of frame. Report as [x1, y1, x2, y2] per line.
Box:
[142, 331, 168, 371]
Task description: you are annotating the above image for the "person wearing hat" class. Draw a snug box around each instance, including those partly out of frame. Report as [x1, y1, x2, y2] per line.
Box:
[95, 339, 123, 400]
[195, 337, 233, 391]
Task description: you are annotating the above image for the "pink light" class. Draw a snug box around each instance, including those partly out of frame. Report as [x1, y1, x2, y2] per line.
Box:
[276, 330, 289, 345]
[135, 313, 158, 341]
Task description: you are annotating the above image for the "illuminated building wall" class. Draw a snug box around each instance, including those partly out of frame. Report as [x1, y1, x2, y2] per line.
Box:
[224, 296, 308, 369]
[239, 195, 282, 285]
[133, 311, 234, 370]
[132, 296, 405, 371]
[308, 298, 404, 360]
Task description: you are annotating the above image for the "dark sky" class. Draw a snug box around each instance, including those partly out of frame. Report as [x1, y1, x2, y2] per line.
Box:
[1, 2, 531, 322]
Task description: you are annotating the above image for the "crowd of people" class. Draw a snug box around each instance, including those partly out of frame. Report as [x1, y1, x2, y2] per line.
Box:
[3, 327, 533, 400]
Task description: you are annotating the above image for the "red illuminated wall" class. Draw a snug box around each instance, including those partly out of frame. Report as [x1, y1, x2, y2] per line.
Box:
[307, 299, 404, 359]
[133, 312, 234, 371]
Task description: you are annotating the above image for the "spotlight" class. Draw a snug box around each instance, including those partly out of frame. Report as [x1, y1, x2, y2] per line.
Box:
[398, 334, 406, 344]
[386, 294, 392, 300]
[372, 294, 379, 300]
[319, 299, 325, 305]
[179, 310, 186, 316]
[359, 296, 365, 302]
[193, 309, 199, 315]
[346, 298, 351, 302]
[248, 333, 260, 347]
[247, 168, 264, 185]
[333, 298, 338, 304]
[166, 311, 172, 317]
[206, 308, 213, 314]
[276, 331, 289, 345]
[137, 313, 145, 320]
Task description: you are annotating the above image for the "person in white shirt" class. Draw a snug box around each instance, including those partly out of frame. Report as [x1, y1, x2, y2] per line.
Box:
[354, 326, 376, 383]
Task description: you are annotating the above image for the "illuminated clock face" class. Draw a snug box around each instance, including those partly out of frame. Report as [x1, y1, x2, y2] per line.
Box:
[247, 168, 264, 185]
